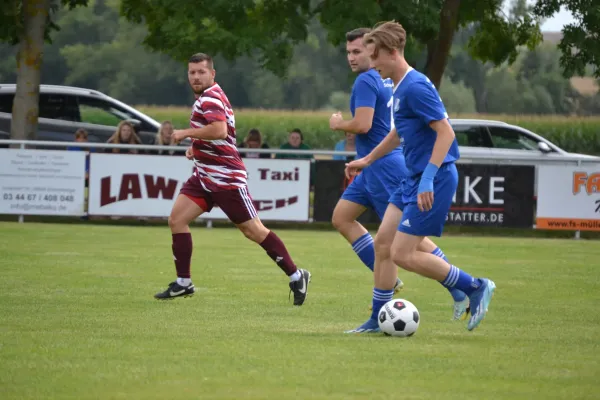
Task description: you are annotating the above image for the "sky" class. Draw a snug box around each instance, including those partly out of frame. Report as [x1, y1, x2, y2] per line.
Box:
[540, 7, 575, 32]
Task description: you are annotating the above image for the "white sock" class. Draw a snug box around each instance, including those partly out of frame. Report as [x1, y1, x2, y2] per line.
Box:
[177, 277, 191, 286]
[289, 270, 302, 282]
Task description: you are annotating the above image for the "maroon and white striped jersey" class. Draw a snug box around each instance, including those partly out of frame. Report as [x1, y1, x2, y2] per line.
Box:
[189, 83, 247, 191]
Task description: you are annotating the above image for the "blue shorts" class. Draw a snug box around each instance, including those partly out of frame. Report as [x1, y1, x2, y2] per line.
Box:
[389, 162, 458, 237]
[341, 154, 407, 220]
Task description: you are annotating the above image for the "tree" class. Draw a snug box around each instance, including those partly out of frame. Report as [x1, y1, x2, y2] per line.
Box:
[517, 43, 577, 114]
[484, 66, 524, 113]
[534, 0, 600, 79]
[438, 76, 477, 114]
[445, 25, 492, 112]
[122, 0, 542, 89]
[120, 0, 313, 77]
[0, 0, 89, 140]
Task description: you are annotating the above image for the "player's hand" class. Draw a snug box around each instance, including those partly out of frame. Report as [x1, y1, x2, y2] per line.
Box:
[329, 112, 343, 130]
[345, 157, 369, 179]
[172, 130, 188, 143]
[185, 146, 194, 160]
[417, 178, 434, 212]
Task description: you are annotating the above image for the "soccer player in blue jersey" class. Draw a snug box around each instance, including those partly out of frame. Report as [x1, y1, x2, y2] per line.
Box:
[345, 21, 496, 333]
[329, 27, 469, 320]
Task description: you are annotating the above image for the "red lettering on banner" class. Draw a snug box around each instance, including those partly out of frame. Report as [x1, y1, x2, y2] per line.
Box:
[144, 175, 178, 199]
[99, 174, 179, 206]
[257, 168, 300, 181]
[100, 177, 116, 206]
[118, 174, 142, 201]
[253, 196, 298, 212]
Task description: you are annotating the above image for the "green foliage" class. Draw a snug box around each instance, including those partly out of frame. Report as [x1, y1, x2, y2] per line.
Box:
[438, 77, 477, 114]
[134, 107, 600, 155]
[0, 0, 90, 45]
[120, 0, 546, 83]
[484, 67, 523, 114]
[446, 29, 587, 115]
[120, 0, 312, 76]
[464, 6, 543, 66]
[0, 10, 350, 109]
[0, 2, 596, 115]
[534, 0, 600, 79]
[326, 91, 351, 112]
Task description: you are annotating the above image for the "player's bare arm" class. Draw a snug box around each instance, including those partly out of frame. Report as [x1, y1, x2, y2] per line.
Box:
[329, 107, 374, 134]
[345, 127, 400, 178]
[173, 121, 228, 142]
[417, 118, 456, 212]
[428, 119, 456, 167]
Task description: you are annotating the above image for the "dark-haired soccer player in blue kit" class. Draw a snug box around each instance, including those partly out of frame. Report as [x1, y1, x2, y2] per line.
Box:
[329, 28, 469, 326]
[345, 21, 496, 333]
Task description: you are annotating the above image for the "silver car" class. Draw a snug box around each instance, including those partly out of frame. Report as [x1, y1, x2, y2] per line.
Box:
[451, 119, 600, 161]
[0, 84, 162, 144]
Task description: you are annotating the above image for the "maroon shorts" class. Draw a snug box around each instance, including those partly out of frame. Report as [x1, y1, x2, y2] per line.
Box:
[179, 175, 257, 224]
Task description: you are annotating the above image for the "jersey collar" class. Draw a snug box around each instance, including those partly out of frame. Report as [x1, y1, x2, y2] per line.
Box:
[393, 67, 414, 93]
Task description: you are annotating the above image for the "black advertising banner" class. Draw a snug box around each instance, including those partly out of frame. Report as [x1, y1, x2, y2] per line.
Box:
[313, 161, 535, 228]
[313, 160, 379, 224]
[449, 164, 535, 228]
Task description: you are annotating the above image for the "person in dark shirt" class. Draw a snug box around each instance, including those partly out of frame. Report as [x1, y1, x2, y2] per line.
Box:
[239, 128, 271, 159]
[275, 128, 313, 160]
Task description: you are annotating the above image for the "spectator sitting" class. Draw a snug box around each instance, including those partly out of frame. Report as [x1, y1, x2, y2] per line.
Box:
[275, 128, 313, 160]
[151, 121, 177, 155]
[67, 128, 93, 183]
[67, 128, 90, 152]
[107, 121, 141, 154]
[333, 132, 357, 161]
[239, 128, 271, 159]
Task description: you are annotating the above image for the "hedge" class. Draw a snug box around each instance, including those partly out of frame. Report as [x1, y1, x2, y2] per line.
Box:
[138, 107, 600, 155]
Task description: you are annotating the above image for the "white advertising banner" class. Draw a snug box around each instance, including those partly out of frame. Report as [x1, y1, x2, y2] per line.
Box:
[0, 149, 86, 215]
[537, 164, 600, 231]
[88, 154, 310, 221]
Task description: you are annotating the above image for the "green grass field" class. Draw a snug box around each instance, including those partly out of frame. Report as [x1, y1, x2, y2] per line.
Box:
[1, 222, 599, 399]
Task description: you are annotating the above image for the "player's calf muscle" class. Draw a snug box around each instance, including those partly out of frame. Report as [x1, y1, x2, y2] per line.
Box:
[332, 200, 367, 242]
[391, 249, 418, 272]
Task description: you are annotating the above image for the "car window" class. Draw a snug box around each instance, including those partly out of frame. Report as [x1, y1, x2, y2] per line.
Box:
[452, 125, 491, 147]
[488, 127, 540, 150]
[0, 94, 14, 113]
[39, 94, 79, 121]
[77, 96, 138, 126]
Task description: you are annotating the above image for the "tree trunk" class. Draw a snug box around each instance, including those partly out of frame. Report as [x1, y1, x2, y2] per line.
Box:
[424, 0, 462, 89]
[11, 0, 50, 142]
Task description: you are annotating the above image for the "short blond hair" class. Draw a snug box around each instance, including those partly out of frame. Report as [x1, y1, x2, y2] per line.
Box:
[363, 21, 406, 57]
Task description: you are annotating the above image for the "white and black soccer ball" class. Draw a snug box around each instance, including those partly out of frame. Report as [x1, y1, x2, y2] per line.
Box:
[378, 298, 420, 337]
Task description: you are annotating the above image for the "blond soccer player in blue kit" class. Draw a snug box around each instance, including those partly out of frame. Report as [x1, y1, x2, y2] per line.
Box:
[330, 28, 470, 330]
[345, 22, 496, 333]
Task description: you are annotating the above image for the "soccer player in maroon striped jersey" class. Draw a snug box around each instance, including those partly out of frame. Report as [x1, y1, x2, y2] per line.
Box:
[154, 53, 311, 305]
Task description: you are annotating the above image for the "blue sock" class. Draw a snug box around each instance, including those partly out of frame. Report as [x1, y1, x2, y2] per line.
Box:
[432, 247, 466, 301]
[352, 233, 375, 272]
[440, 265, 483, 296]
[432, 246, 450, 263]
[370, 288, 394, 320]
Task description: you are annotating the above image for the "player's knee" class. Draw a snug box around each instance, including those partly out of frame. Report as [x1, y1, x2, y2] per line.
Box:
[374, 236, 392, 258]
[331, 210, 349, 232]
[168, 212, 186, 232]
[239, 221, 268, 243]
[238, 224, 254, 240]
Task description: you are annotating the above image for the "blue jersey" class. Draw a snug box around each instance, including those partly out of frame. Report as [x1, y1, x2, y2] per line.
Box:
[392, 69, 460, 176]
[350, 69, 401, 158]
